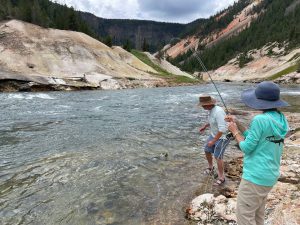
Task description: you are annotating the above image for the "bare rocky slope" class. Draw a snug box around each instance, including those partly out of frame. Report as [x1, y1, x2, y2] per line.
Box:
[201, 43, 300, 83]
[0, 20, 193, 92]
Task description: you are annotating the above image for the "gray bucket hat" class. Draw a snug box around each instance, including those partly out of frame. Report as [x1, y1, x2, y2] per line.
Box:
[241, 81, 289, 110]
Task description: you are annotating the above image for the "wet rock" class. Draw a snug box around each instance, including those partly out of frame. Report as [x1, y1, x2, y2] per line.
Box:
[100, 79, 121, 90]
[159, 152, 168, 159]
[86, 202, 100, 214]
[96, 210, 115, 225]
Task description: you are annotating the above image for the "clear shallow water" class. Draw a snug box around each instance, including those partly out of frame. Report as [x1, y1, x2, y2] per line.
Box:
[0, 83, 299, 225]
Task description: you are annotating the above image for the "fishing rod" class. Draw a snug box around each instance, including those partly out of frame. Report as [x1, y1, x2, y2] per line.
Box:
[191, 47, 233, 140]
[191, 48, 230, 114]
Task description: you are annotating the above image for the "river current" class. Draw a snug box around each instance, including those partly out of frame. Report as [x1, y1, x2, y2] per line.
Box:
[0, 83, 299, 225]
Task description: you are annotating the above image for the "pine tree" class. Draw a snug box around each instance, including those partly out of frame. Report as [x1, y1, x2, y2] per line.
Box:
[142, 38, 149, 51]
[103, 36, 112, 47]
[123, 39, 132, 52]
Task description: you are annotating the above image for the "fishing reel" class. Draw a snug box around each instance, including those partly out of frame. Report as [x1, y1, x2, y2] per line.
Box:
[225, 132, 234, 140]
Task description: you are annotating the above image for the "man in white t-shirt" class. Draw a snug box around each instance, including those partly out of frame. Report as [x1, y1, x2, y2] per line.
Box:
[199, 95, 229, 186]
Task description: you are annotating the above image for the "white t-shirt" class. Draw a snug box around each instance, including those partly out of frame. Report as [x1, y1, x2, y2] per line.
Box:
[208, 105, 227, 139]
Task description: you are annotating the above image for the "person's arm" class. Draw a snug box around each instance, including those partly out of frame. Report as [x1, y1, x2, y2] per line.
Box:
[228, 116, 263, 154]
[236, 120, 247, 133]
[225, 115, 247, 133]
[228, 122, 245, 144]
[199, 123, 210, 134]
[207, 131, 223, 147]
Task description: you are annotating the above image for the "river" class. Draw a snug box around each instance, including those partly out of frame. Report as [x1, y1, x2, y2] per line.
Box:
[0, 83, 299, 225]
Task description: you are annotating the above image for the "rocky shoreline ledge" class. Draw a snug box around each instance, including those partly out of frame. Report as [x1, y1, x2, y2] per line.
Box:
[0, 76, 201, 92]
[186, 110, 300, 225]
[0, 73, 298, 93]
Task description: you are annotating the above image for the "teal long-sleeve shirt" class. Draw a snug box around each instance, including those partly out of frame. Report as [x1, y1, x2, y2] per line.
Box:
[239, 111, 289, 187]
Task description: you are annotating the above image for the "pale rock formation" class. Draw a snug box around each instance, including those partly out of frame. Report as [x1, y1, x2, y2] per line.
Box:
[187, 193, 237, 223]
[206, 44, 300, 82]
[143, 52, 194, 78]
[0, 20, 166, 90]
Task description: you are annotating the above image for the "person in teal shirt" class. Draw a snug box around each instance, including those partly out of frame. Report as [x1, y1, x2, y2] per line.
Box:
[226, 81, 289, 225]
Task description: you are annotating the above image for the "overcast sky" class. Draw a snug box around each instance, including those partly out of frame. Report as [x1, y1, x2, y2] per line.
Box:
[53, 0, 236, 23]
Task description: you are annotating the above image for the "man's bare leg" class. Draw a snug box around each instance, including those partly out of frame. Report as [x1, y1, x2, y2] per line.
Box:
[205, 152, 213, 169]
[216, 158, 225, 180]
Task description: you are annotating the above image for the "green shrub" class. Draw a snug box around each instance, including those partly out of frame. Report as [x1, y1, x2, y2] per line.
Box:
[238, 53, 254, 68]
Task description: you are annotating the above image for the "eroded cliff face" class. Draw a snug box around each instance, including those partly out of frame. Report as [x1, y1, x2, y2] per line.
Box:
[0, 20, 169, 91]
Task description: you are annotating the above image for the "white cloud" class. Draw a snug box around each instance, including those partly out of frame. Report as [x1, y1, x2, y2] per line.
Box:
[52, 0, 236, 23]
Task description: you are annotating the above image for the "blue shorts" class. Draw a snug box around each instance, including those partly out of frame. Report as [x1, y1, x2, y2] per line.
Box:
[204, 135, 229, 159]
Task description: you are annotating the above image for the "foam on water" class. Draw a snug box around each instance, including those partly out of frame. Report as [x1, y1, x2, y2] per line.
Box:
[281, 91, 300, 95]
[8, 93, 55, 100]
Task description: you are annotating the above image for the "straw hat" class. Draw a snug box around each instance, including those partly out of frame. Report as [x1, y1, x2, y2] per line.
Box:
[198, 95, 216, 106]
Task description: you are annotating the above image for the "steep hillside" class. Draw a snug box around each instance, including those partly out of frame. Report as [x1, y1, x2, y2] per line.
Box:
[79, 12, 185, 52]
[165, 0, 258, 58]
[168, 0, 300, 76]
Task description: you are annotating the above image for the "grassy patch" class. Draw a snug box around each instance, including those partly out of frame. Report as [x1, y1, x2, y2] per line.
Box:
[131, 49, 198, 84]
[131, 49, 170, 76]
[172, 75, 199, 83]
[267, 64, 298, 80]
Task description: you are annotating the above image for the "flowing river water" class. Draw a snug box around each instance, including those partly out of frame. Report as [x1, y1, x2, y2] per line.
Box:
[0, 83, 299, 225]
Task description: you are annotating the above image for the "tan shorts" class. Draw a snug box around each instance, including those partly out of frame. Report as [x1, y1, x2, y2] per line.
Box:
[236, 179, 272, 225]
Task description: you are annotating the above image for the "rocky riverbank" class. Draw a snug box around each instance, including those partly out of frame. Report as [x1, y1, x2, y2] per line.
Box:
[186, 110, 300, 225]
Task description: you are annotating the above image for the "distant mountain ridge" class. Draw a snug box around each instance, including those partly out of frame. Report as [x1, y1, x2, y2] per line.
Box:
[79, 12, 186, 52]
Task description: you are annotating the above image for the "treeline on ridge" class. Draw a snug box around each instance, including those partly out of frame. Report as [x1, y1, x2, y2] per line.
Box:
[0, 0, 95, 37]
